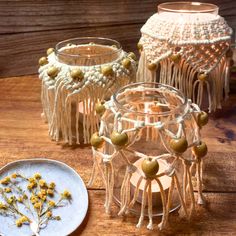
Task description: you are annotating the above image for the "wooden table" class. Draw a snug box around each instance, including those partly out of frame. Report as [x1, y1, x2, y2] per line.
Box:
[0, 75, 236, 235]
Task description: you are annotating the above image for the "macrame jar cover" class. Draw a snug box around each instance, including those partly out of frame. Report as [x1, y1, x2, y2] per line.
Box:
[137, 2, 233, 112]
[89, 82, 208, 230]
[38, 37, 137, 144]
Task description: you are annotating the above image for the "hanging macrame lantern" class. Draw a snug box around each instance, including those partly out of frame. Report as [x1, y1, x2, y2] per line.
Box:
[137, 2, 233, 112]
[89, 82, 208, 230]
[38, 37, 137, 144]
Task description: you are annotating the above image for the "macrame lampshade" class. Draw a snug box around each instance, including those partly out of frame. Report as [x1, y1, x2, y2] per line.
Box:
[38, 37, 137, 144]
[89, 82, 208, 230]
[137, 2, 233, 112]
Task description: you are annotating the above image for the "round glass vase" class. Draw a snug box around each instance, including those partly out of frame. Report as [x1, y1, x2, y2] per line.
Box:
[137, 2, 232, 112]
[111, 82, 190, 216]
[38, 37, 137, 145]
[91, 82, 208, 222]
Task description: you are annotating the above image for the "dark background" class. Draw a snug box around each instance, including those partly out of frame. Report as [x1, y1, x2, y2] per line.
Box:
[0, 0, 236, 78]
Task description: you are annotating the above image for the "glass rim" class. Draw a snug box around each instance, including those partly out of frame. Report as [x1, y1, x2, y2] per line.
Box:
[113, 82, 188, 117]
[55, 37, 122, 59]
[158, 2, 219, 14]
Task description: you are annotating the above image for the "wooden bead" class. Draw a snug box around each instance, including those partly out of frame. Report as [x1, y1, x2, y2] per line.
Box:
[47, 48, 54, 56]
[147, 63, 157, 71]
[170, 137, 188, 154]
[141, 158, 159, 179]
[101, 65, 113, 76]
[197, 111, 208, 127]
[192, 141, 208, 158]
[90, 132, 104, 149]
[170, 54, 181, 63]
[137, 42, 143, 51]
[47, 66, 59, 78]
[128, 52, 136, 61]
[198, 73, 208, 82]
[95, 102, 106, 116]
[122, 58, 131, 69]
[70, 68, 84, 81]
[38, 57, 48, 66]
[110, 131, 128, 146]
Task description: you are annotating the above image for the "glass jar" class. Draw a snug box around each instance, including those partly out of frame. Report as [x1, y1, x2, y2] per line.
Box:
[38, 37, 137, 145]
[90, 82, 208, 228]
[137, 2, 232, 112]
[158, 2, 218, 16]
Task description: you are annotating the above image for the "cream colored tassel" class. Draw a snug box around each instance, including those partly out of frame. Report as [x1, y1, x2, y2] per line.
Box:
[127, 176, 142, 212]
[186, 164, 195, 218]
[147, 182, 153, 230]
[196, 159, 205, 205]
[174, 174, 188, 218]
[136, 180, 148, 228]
[155, 177, 167, 230]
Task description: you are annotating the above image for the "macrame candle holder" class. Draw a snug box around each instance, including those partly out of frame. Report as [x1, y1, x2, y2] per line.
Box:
[89, 82, 208, 230]
[38, 37, 137, 144]
[137, 2, 233, 112]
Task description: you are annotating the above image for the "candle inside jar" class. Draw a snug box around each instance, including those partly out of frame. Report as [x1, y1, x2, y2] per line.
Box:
[58, 43, 120, 115]
[130, 158, 172, 207]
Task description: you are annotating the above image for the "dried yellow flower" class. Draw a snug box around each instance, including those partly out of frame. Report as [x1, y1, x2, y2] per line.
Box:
[0, 177, 10, 185]
[30, 195, 39, 204]
[34, 202, 42, 210]
[48, 200, 55, 207]
[39, 179, 47, 188]
[34, 173, 41, 180]
[11, 173, 18, 179]
[4, 188, 12, 193]
[55, 216, 61, 221]
[0, 172, 72, 229]
[38, 192, 47, 202]
[19, 215, 29, 223]
[49, 182, 56, 189]
[46, 211, 52, 218]
[62, 190, 71, 199]
[17, 196, 23, 203]
[41, 189, 47, 195]
[27, 182, 36, 190]
[16, 219, 22, 227]
[28, 177, 36, 183]
[0, 202, 7, 210]
[47, 189, 54, 197]
[7, 196, 15, 205]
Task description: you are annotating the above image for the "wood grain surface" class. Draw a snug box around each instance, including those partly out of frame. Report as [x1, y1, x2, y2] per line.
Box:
[0, 75, 236, 235]
[0, 0, 236, 78]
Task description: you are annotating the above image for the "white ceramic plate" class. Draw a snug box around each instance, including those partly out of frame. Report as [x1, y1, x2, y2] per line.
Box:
[0, 158, 88, 236]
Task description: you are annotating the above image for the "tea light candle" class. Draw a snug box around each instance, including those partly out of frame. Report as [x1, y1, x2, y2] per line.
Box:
[130, 158, 172, 206]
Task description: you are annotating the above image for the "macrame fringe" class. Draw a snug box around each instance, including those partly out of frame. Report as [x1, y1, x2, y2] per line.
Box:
[40, 75, 133, 144]
[89, 85, 207, 230]
[137, 52, 231, 112]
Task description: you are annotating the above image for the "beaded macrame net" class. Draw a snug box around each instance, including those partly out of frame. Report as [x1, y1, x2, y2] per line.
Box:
[38, 44, 136, 144]
[137, 11, 232, 112]
[88, 83, 207, 230]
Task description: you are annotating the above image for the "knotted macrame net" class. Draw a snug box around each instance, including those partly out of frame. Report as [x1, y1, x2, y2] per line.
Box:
[89, 83, 208, 230]
[38, 43, 136, 144]
[137, 8, 232, 112]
